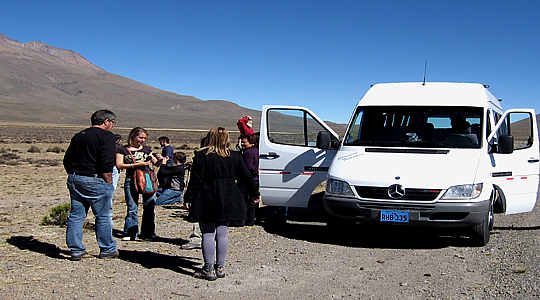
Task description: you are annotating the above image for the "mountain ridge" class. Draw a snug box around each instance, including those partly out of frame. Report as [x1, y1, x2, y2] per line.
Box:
[0, 32, 265, 131]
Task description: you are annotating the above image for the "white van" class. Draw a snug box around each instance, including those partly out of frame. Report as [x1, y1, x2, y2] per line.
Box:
[259, 82, 539, 246]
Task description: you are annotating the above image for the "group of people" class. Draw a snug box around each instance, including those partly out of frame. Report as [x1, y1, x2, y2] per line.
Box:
[63, 110, 260, 281]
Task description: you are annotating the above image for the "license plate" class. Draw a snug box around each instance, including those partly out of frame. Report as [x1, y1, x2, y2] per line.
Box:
[380, 210, 409, 223]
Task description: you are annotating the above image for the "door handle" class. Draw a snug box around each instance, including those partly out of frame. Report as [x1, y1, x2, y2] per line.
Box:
[528, 159, 539, 163]
[260, 152, 280, 159]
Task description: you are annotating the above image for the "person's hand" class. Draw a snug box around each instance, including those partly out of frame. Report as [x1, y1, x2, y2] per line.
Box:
[135, 160, 150, 167]
[183, 202, 190, 210]
[253, 196, 261, 204]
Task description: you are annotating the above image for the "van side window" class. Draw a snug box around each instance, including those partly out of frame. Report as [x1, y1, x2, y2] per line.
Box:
[266, 108, 330, 147]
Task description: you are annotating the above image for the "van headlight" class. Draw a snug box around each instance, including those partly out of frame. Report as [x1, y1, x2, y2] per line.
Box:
[326, 178, 355, 196]
[441, 183, 482, 199]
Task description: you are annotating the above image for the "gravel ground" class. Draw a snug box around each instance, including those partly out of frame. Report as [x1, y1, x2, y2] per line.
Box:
[0, 141, 539, 299]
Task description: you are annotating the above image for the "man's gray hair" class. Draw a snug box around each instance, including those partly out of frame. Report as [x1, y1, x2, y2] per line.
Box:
[91, 110, 116, 126]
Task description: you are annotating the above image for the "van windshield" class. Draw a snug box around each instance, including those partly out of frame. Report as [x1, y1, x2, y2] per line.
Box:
[344, 106, 483, 148]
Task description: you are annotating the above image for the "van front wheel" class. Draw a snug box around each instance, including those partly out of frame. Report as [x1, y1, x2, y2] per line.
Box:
[469, 212, 490, 246]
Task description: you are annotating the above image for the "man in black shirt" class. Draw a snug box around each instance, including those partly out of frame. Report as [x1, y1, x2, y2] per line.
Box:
[63, 110, 119, 261]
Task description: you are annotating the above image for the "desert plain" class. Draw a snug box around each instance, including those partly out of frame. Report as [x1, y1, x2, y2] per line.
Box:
[0, 124, 539, 299]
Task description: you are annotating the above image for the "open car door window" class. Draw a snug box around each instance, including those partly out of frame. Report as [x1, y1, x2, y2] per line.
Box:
[489, 109, 539, 214]
[259, 106, 340, 207]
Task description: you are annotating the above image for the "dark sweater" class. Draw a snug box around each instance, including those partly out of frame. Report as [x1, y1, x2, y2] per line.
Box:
[63, 127, 116, 176]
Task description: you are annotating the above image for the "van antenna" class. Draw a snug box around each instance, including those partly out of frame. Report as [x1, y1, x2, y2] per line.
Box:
[422, 60, 428, 85]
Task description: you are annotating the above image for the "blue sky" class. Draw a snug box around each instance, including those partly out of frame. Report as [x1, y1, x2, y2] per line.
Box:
[2, 1, 539, 123]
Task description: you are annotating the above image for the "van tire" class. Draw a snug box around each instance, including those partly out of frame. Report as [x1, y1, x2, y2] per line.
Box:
[470, 212, 490, 246]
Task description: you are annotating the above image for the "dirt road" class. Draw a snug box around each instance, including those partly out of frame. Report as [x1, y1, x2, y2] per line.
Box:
[0, 135, 539, 299]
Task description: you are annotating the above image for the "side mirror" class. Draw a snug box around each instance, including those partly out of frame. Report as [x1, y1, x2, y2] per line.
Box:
[498, 135, 514, 154]
[316, 131, 331, 149]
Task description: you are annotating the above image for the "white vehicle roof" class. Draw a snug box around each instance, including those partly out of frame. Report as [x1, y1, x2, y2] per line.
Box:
[359, 82, 502, 109]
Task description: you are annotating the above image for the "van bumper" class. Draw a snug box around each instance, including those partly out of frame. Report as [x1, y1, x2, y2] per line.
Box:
[323, 195, 490, 227]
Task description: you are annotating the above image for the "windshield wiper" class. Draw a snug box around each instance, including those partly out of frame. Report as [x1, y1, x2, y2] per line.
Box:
[401, 140, 444, 147]
[348, 140, 402, 146]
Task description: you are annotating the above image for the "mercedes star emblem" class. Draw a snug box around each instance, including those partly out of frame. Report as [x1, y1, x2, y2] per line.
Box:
[388, 184, 405, 199]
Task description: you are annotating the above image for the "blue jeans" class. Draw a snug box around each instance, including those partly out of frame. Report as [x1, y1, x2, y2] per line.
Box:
[123, 176, 156, 238]
[66, 174, 117, 256]
[155, 188, 183, 205]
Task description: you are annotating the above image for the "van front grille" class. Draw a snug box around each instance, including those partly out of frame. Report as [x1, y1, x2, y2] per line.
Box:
[355, 186, 441, 201]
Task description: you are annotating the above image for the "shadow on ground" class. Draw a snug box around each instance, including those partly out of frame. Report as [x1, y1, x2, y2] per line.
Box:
[7, 236, 69, 259]
[119, 249, 200, 276]
[7, 235, 200, 275]
[494, 225, 540, 231]
[257, 206, 475, 250]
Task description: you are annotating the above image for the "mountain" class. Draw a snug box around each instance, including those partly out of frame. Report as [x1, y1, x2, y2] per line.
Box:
[0, 32, 263, 131]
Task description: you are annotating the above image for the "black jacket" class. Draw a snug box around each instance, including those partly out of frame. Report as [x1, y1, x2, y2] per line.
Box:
[184, 149, 259, 222]
[157, 163, 187, 191]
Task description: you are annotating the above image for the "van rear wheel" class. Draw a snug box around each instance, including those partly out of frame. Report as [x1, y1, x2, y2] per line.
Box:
[469, 212, 490, 246]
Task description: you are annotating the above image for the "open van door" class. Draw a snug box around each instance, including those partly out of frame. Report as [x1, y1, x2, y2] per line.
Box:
[259, 105, 340, 207]
[489, 109, 540, 214]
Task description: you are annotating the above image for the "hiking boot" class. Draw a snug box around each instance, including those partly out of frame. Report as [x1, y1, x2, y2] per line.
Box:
[181, 242, 202, 250]
[215, 265, 225, 278]
[99, 250, 119, 259]
[194, 267, 217, 281]
[70, 251, 91, 261]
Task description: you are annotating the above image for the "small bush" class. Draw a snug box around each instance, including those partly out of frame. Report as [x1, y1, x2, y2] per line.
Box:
[0, 153, 21, 165]
[46, 146, 65, 154]
[33, 159, 62, 167]
[1, 153, 20, 160]
[27, 146, 41, 153]
[2, 160, 20, 166]
[178, 144, 190, 150]
[42, 203, 71, 226]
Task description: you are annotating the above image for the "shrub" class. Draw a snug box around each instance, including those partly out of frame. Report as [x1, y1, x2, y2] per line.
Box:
[178, 144, 190, 150]
[27, 146, 41, 153]
[46, 146, 65, 154]
[33, 159, 62, 167]
[1, 153, 20, 160]
[42, 203, 71, 226]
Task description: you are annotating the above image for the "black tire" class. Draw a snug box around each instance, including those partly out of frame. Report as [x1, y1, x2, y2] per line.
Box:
[470, 212, 490, 246]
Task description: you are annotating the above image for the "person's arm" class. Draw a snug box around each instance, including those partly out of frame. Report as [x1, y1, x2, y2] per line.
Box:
[183, 152, 206, 204]
[98, 132, 117, 182]
[237, 116, 255, 135]
[160, 165, 185, 177]
[116, 152, 150, 170]
[63, 143, 74, 173]
[101, 172, 113, 184]
[236, 153, 260, 198]
[243, 149, 258, 178]
[150, 151, 163, 167]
